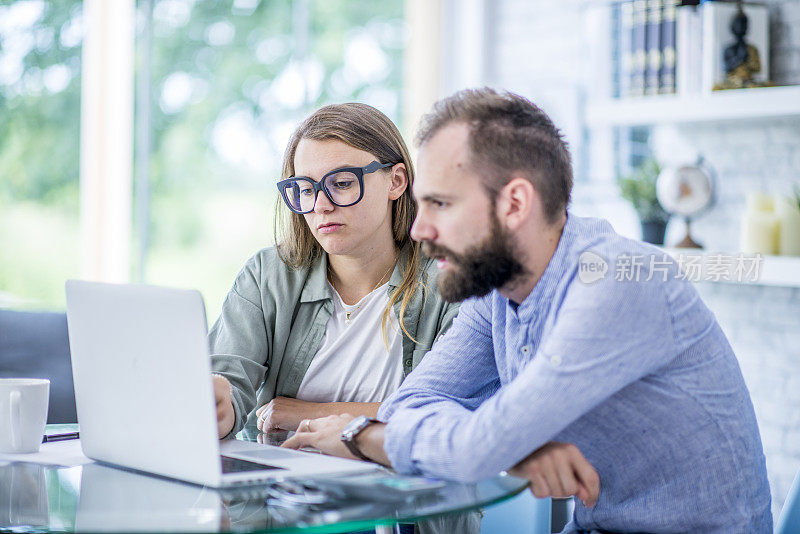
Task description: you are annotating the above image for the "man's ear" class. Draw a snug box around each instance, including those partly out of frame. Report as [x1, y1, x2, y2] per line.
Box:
[495, 176, 536, 231]
[388, 163, 408, 201]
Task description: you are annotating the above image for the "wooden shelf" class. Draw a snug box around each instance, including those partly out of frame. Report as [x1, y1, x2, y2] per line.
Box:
[663, 248, 800, 288]
[585, 85, 800, 128]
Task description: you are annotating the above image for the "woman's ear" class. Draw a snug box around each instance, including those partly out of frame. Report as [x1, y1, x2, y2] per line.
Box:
[388, 163, 408, 201]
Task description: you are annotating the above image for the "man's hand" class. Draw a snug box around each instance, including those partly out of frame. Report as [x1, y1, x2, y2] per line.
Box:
[281, 414, 357, 459]
[509, 442, 600, 507]
[256, 396, 324, 432]
[213, 374, 235, 439]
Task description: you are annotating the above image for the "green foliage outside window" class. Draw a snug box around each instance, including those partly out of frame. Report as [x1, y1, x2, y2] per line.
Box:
[1, 0, 404, 314]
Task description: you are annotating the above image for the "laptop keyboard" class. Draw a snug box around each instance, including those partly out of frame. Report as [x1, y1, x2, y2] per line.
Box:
[220, 455, 286, 473]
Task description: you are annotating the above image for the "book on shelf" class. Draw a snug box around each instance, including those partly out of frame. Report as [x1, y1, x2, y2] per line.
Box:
[618, 0, 771, 100]
[645, 0, 664, 95]
[619, 1, 635, 98]
[660, 0, 678, 94]
[631, 0, 648, 96]
[676, 3, 703, 96]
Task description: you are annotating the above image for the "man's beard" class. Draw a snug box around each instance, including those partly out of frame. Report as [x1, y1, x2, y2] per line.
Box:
[423, 215, 526, 303]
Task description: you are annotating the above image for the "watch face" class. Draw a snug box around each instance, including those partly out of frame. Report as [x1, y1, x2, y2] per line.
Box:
[341, 416, 373, 443]
[345, 415, 369, 434]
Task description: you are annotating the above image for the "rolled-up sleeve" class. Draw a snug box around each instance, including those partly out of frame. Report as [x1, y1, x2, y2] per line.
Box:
[380, 274, 680, 482]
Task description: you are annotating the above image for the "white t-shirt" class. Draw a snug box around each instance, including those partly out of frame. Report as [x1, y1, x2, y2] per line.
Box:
[295, 282, 404, 403]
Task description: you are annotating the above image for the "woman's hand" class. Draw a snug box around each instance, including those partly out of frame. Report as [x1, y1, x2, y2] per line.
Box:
[213, 375, 235, 439]
[256, 397, 323, 432]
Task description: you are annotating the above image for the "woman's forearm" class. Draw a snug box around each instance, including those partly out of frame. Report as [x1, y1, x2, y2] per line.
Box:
[258, 398, 381, 431]
[319, 401, 380, 419]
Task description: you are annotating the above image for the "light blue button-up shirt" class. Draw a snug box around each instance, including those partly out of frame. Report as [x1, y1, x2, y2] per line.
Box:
[378, 214, 772, 533]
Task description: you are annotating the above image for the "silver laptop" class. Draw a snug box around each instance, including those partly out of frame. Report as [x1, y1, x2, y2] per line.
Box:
[76, 463, 225, 532]
[65, 280, 380, 487]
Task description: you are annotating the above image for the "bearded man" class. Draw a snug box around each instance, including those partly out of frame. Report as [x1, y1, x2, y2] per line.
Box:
[284, 88, 772, 534]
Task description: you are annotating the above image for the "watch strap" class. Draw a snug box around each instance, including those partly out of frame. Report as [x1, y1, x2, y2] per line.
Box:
[341, 417, 378, 462]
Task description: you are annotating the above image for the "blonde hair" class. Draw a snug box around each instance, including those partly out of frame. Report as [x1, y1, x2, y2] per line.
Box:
[274, 103, 421, 340]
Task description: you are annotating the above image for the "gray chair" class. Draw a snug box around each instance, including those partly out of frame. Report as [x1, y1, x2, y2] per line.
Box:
[777, 466, 800, 534]
[0, 309, 77, 423]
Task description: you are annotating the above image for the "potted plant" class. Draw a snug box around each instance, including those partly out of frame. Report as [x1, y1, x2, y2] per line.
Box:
[619, 158, 670, 245]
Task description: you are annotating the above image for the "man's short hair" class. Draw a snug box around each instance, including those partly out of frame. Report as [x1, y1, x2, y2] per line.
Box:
[415, 88, 573, 223]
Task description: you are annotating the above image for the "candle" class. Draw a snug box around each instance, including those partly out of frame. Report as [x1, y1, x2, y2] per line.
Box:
[775, 195, 800, 256]
[741, 193, 778, 255]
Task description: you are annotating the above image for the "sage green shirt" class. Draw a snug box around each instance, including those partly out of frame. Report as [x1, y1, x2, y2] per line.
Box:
[209, 247, 459, 435]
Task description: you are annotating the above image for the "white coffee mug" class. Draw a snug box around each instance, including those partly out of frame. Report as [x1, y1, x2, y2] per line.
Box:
[0, 378, 50, 453]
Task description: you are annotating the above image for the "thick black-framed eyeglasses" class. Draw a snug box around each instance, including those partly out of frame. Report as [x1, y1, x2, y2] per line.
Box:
[276, 160, 394, 214]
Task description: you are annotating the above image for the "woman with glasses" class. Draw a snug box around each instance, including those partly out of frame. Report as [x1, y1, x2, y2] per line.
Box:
[209, 103, 458, 441]
[208, 103, 592, 534]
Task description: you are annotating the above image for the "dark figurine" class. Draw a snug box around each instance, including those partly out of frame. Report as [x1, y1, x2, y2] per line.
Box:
[714, 3, 765, 90]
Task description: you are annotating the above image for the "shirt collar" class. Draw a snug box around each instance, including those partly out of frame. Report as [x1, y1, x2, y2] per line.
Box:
[299, 253, 330, 303]
[388, 246, 411, 289]
[515, 212, 576, 317]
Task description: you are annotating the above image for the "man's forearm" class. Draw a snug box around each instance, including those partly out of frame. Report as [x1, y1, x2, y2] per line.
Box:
[354, 422, 391, 467]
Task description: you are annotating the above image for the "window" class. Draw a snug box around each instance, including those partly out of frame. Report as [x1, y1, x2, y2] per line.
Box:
[0, 0, 404, 320]
[0, 0, 83, 309]
[140, 0, 405, 320]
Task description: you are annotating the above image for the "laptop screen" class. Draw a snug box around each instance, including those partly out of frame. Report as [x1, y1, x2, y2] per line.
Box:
[220, 455, 286, 474]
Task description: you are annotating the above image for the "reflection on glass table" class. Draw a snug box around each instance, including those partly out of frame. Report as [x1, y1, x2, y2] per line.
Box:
[0, 424, 529, 533]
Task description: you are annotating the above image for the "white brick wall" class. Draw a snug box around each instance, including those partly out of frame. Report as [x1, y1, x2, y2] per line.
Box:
[695, 283, 800, 521]
[482, 0, 800, 523]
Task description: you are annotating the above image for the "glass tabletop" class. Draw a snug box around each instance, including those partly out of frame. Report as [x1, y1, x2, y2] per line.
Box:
[0, 424, 529, 533]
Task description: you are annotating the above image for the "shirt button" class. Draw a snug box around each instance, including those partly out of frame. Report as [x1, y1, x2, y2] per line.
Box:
[520, 345, 532, 356]
[404, 358, 412, 367]
[550, 354, 562, 367]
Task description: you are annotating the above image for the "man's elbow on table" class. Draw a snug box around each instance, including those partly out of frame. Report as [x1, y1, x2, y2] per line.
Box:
[404, 438, 600, 507]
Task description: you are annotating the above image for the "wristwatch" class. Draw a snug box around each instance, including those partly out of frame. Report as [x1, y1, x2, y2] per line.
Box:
[340, 415, 378, 462]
